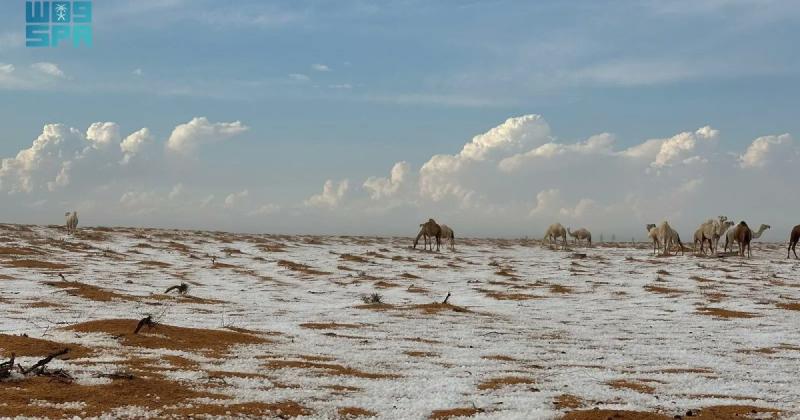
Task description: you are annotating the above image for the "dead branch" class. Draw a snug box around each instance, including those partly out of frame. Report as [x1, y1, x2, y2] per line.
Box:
[21, 348, 69, 375]
[134, 315, 155, 334]
[164, 283, 188, 294]
[442, 292, 451, 304]
[0, 353, 15, 379]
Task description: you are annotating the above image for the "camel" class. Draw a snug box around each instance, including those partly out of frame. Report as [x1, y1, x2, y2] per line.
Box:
[788, 225, 800, 259]
[646, 224, 660, 255]
[544, 223, 567, 249]
[413, 219, 442, 251]
[724, 223, 769, 253]
[732, 221, 752, 258]
[439, 224, 455, 251]
[64, 211, 78, 234]
[656, 221, 683, 256]
[567, 227, 592, 247]
[693, 227, 711, 254]
[696, 216, 730, 255]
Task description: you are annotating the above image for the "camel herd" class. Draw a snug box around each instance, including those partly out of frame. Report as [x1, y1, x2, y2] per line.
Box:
[411, 217, 800, 260]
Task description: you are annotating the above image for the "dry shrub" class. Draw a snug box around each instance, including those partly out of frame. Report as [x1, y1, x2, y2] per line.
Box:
[553, 394, 583, 409]
[696, 307, 758, 319]
[429, 407, 484, 419]
[412, 303, 471, 314]
[0, 246, 44, 255]
[137, 260, 171, 268]
[404, 351, 438, 357]
[65, 319, 268, 355]
[400, 272, 420, 279]
[340, 253, 368, 263]
[477, 376, 535, 390]
[300, 322, 361, 330]
[776, 302, 800, 311]
[262, 359, 398, 379]
[477, 288, 540, 301]
[338, 407, 377, 418]
[4, 259, 69, 270]
[0, 334, 93, 359]
[277, 260, 330, 275]
[45, 281, 135, 302]
[606, 379, 655, 394]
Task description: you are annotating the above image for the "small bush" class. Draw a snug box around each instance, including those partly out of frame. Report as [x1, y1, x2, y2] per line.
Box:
[361, 293, 383, 304]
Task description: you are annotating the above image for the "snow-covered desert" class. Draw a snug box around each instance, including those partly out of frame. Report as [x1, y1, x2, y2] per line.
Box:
[1, 223, 798, 419]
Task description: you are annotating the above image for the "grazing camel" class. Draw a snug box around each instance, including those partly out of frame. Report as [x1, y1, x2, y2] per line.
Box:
[413, 219, 442, 251]
[724, 223, 769, 253]
[64, 211, 78, 234]
[693, 227, 712, 255]
[544, 223, 568, 249]
[788, 225, 800, 259]
[656, 221, 683, 256]
[439, 224, 455, 251]
[732, 221, 752, 257]
[646, 224, 660, 255]
[567, 227, 592, 247]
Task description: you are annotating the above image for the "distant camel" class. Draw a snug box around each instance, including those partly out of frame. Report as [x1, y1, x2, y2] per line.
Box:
[544, 223, 567, 249]
[788, 225, 800, 259]
[656, 221, 683, 256]
[696, 216, 730, 255]
[413, 219, 442, 251]
[693, 227, 711, 254]
[732, 221, 752, 258]
[64, 211, 78, 234]
[646, 224, 660, 255]
[439, 224, 455, 251]
[725, 223, 769, 253]
[567, 227, 592, 247]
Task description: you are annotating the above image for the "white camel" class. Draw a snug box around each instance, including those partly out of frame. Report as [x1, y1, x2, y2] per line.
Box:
[696, 217, 732, 255]
[724, 223, 770, 253]
[64, 211, 79, 234]
[656, 221, 683, 256]
[439, 224, 455, 251]
[544, 223, 568, 249]
[646, 224, 660, 255]
[567, 227, 592, 247]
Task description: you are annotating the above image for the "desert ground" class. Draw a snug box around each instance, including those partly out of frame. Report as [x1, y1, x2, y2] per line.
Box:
[1, 223, 799, 419]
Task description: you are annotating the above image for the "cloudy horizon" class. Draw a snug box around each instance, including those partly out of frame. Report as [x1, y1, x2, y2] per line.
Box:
[2, 0, 799, 239]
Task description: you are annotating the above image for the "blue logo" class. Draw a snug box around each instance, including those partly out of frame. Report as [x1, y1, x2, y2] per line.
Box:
[26, 1, 92, 47]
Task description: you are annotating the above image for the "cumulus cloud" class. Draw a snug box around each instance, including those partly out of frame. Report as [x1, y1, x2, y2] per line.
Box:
[363, 161, 410, 200]
[248, 203, 280, 216]
[305, 179, 349, 209]
[31, 62, 66, 78]
[224, 189, 249, 209]
[120, 128, 154, 164]
[739, 134, 793, 168]
[166, 117, 248, 155]
[650, 126, 719, 169]
[311, 63, 331, 72]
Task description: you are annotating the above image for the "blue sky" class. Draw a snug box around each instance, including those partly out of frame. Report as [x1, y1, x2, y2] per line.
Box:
[1, 1, 799, 237]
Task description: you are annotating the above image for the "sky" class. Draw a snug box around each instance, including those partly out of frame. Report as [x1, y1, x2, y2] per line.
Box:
[1, 0, 799, 238]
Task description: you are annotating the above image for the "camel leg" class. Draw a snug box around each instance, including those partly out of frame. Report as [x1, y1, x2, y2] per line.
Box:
[793, 242, 798, 259]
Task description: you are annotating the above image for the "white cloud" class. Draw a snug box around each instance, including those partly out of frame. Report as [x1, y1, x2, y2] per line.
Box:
[739, 134, 793, 168]
[132, 68, 144, 76]
[120, 128, 154, 164]
[248, 203, 280, 216]
[31, 62, 66, 78]
[166, 117, 248, 155]
[311, 63, 331, 72]
[224, 189, 249, 209]
[305, 179, 349, 209]
[168, 183, 184, 200]
[86, 122, 120, 150]
[650, 126, 719, 169]
[328, 83, 352, 89]
[289, 73, 310, 82]
[363, 161, 409, 200]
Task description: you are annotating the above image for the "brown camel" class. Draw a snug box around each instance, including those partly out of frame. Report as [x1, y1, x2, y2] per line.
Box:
[567, 227, 592, 247]
[732, 221, 752, 258]
[788, 224, 800, 259]
[413, 219, 442, 251]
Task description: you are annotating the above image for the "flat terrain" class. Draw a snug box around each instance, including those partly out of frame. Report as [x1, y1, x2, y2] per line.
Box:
[0, 224, 798, 419]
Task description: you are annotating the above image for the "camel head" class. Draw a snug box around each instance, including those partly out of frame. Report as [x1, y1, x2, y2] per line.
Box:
[760, 224, 771, 230]
[65, 212, 71, 217]
[646, 224, 656, 232]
